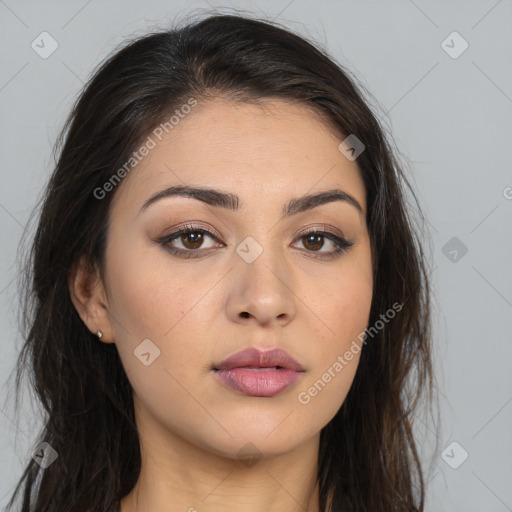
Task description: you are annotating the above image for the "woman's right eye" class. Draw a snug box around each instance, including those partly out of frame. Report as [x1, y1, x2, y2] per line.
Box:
[157, 224, 222, 258]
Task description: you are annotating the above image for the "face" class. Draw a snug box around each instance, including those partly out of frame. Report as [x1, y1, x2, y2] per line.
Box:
[98, 97, 373, 459]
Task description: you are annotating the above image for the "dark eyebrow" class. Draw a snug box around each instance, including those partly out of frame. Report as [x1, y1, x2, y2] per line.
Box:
[138, 185, 364, 218]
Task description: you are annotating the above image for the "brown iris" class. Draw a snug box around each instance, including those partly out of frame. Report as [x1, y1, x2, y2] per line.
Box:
[302, 233, 325, 252]
[180, 231, 204, 249]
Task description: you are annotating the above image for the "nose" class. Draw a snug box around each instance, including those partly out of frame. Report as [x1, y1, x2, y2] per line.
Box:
[226, 247, 296, 327]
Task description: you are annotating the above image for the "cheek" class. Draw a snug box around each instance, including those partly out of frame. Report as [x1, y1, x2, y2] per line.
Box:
[296, 251, 372, 422]
[104, 251, 218, 433]
[295, 284, 369, 432]
[105, 243, 241, 423]
[312, 246, 373, 353]
[105, 224, 204, 333]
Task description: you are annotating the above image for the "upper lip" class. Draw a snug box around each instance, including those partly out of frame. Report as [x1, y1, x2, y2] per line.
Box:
[213, 347, 305, 372]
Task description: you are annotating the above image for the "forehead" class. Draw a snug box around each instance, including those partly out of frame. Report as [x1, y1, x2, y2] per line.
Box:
[110, 97, 367, 217]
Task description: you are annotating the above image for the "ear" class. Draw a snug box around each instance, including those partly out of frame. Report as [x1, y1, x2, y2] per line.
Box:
[68, 256, 116, 344]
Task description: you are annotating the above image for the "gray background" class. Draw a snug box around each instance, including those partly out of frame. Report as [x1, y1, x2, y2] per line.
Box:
[1, 0, 511, 510]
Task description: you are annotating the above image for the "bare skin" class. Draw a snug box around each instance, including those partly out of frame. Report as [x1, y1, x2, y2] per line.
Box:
[69, 97, 373, 512]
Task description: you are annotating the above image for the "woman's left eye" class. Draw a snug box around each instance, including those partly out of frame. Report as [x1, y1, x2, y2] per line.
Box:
[292, 229, 353, 258]
[157, 224, 353, 260]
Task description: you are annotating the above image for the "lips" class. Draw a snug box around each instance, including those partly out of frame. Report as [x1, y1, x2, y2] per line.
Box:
[214, 347, 305, 372]
[212, 347, 305, 397]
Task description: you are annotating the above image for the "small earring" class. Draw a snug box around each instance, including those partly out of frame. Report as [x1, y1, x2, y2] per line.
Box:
[96, 330, 103, 340]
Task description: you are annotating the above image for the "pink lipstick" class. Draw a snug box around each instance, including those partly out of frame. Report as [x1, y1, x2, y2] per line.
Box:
[212, 347, 305, 397]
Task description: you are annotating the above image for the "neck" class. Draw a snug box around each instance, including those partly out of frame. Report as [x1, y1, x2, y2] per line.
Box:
[119, 416, 321, 512]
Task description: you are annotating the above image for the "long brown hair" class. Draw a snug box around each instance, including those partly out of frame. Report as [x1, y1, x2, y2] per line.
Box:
[5, 10, 439, 511]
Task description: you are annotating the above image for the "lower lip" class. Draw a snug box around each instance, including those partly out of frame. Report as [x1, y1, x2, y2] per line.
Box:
[213, 368, 303, 397]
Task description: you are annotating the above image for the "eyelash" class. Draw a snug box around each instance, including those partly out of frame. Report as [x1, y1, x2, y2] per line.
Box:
[156, 223, 354, 260]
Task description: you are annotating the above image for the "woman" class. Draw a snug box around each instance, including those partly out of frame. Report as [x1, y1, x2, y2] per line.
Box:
[7, 11, 438, 512]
